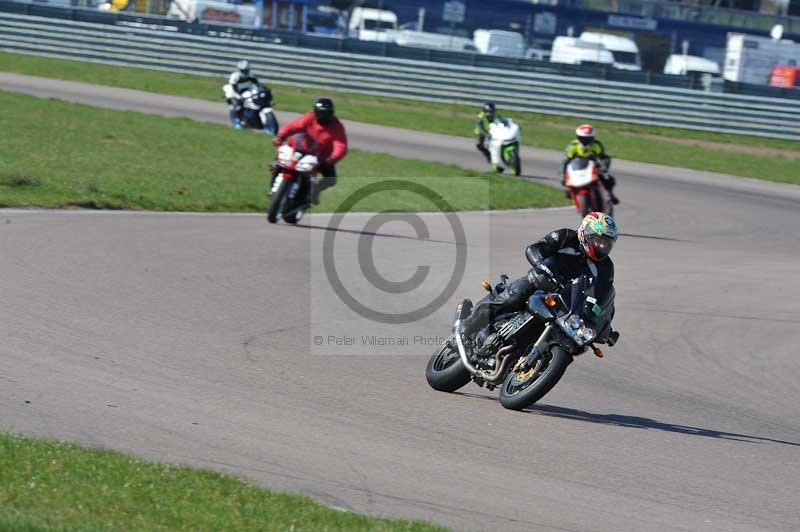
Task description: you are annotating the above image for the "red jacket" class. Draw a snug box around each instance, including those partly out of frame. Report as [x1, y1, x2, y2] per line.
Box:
[277, 112, 348, 164]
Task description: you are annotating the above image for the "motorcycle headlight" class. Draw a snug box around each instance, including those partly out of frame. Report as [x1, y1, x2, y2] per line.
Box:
[559, 315, 595, 346]
[296, 162, 315, 173]
[577, 326, 595, 343]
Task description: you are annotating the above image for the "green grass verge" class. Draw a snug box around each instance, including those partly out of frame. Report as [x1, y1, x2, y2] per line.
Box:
[2, 51, 798, 185]
[0, 90, 566, 212]
[0, 432, 445, 531]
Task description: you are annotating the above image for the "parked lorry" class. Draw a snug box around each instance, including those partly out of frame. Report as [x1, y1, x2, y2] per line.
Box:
[550, 36, 614, 67]
[168, 0, 256, 26]
[578, 31, 641, 71]
[473, 29, 527, 58]
[663, 54, 720, 76]
[348, 7, 398, 42]
[394, 31, 478, 53]
[724, 32, 800, 85]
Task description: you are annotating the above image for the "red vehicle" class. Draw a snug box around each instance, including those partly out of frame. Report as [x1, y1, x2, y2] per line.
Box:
[564, 156, 614, 217]
[769, 65, 800, 88]
[267, 134, 320, 224]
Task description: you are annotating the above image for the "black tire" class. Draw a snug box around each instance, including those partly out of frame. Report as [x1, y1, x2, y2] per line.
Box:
[425, 343, 471, 392]
[505, 144, 522, 176]
[576, 193, 591, 216]
[281, 177, 310, 225]
[498, 345, 571, 411]
[282, 207, 301, 225]
[590, 185, 611, 216]
[264, 111, 279, 136]
[267, 177, 289, 223]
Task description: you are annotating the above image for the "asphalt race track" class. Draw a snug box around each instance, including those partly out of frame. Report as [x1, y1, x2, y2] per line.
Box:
[2, 74, 800, 531]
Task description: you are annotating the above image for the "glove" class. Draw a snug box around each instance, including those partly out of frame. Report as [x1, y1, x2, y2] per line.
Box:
[272, 136, 284, 147]
[527, 265, 558, 292]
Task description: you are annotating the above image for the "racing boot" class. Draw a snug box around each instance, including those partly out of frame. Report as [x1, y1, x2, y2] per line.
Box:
[309, 183, 321, 206]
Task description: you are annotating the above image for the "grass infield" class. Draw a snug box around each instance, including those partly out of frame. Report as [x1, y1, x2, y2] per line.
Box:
[2, 51, 798, 185]
[0, 432, 446, 531]
[0, 90, 566, 212]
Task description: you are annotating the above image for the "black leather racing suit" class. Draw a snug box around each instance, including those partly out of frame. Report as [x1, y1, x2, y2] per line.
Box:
[461, 228, 615, 337]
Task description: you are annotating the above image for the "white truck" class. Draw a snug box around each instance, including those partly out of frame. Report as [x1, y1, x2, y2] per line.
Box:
[579, 31, 641, 71]
[663, 54, 720, 76]
[348, 7, 398, 42]
[550, 36, 614, 67]
[167, 0, 256, 26]
[473, 29, 527, 58]
[724, 32, 800, 84]
[393, 31, 478, 53]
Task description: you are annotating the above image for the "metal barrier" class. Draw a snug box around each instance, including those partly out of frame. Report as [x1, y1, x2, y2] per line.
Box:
[2, 11, 799, 140]
[3, 0, 800, 101]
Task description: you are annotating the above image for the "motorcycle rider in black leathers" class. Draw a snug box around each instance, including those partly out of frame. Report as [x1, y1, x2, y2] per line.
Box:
[460, 212, 620, 350]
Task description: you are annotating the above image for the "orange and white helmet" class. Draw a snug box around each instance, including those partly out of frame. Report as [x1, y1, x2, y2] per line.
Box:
[575, 124, 595, 147]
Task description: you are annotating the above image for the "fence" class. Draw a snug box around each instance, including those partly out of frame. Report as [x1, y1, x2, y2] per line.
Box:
[1, 10, 799, 140]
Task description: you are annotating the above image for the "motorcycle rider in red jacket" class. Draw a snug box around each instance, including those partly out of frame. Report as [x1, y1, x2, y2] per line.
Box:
[273, 98, 348, 205]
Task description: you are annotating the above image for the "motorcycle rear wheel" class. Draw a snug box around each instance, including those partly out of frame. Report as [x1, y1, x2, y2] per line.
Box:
[498, 346, 571, 410]
[425, 342, 471, 392]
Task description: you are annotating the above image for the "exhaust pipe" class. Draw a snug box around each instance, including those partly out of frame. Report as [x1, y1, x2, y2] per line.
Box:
[453, 319, 479, 375]
[453, 321, 518, 384]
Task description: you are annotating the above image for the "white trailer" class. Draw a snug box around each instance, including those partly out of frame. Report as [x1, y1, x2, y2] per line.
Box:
[724, 32, 800, 84]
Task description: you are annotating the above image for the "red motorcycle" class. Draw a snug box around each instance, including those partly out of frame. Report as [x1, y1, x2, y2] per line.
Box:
[267, 134, 320, 224]
[564, 156, 614, 217]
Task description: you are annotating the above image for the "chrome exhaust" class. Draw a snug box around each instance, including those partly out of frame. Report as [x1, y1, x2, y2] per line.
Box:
[453, 319, 479, 375]
[453, 321, 519, 384]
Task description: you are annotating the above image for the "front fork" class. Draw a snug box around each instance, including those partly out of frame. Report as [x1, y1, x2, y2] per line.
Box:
[518, 324, 553, 372]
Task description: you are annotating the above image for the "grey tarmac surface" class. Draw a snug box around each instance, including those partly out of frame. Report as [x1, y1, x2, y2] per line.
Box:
[2, 74, 800, 531]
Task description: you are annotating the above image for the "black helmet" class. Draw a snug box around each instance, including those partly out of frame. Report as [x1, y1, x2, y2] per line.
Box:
[236, 60, 250, 75]
[482, 101, 496, 121]
[314, 98, 335, 125]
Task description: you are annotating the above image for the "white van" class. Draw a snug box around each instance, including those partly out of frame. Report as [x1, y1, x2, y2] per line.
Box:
[579, 31, 641, 70]
[348, 7, 398, 42]
[663, 54, 720, 76]
[168, 0, 256, 25]
[549, 36, 614, 67]
[394, 31, 478, 53]
[473, 29, 527, 58]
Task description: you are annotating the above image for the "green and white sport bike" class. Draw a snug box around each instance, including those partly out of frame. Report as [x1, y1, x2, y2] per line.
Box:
[488, 118, 521, 176]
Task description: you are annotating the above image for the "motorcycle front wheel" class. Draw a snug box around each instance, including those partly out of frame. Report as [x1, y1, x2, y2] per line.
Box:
[267, 177, 290, 223]
[498, 346, 571, 411]
[264, 111, 279, 136]
[425, 342, 471, 392]
[506, 144, 521, 176]
[512, 150, 521, 176]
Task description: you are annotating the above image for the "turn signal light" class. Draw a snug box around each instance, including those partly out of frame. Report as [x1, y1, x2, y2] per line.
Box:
[481, 281, 492, 292]
[544, 295, 558, 308]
